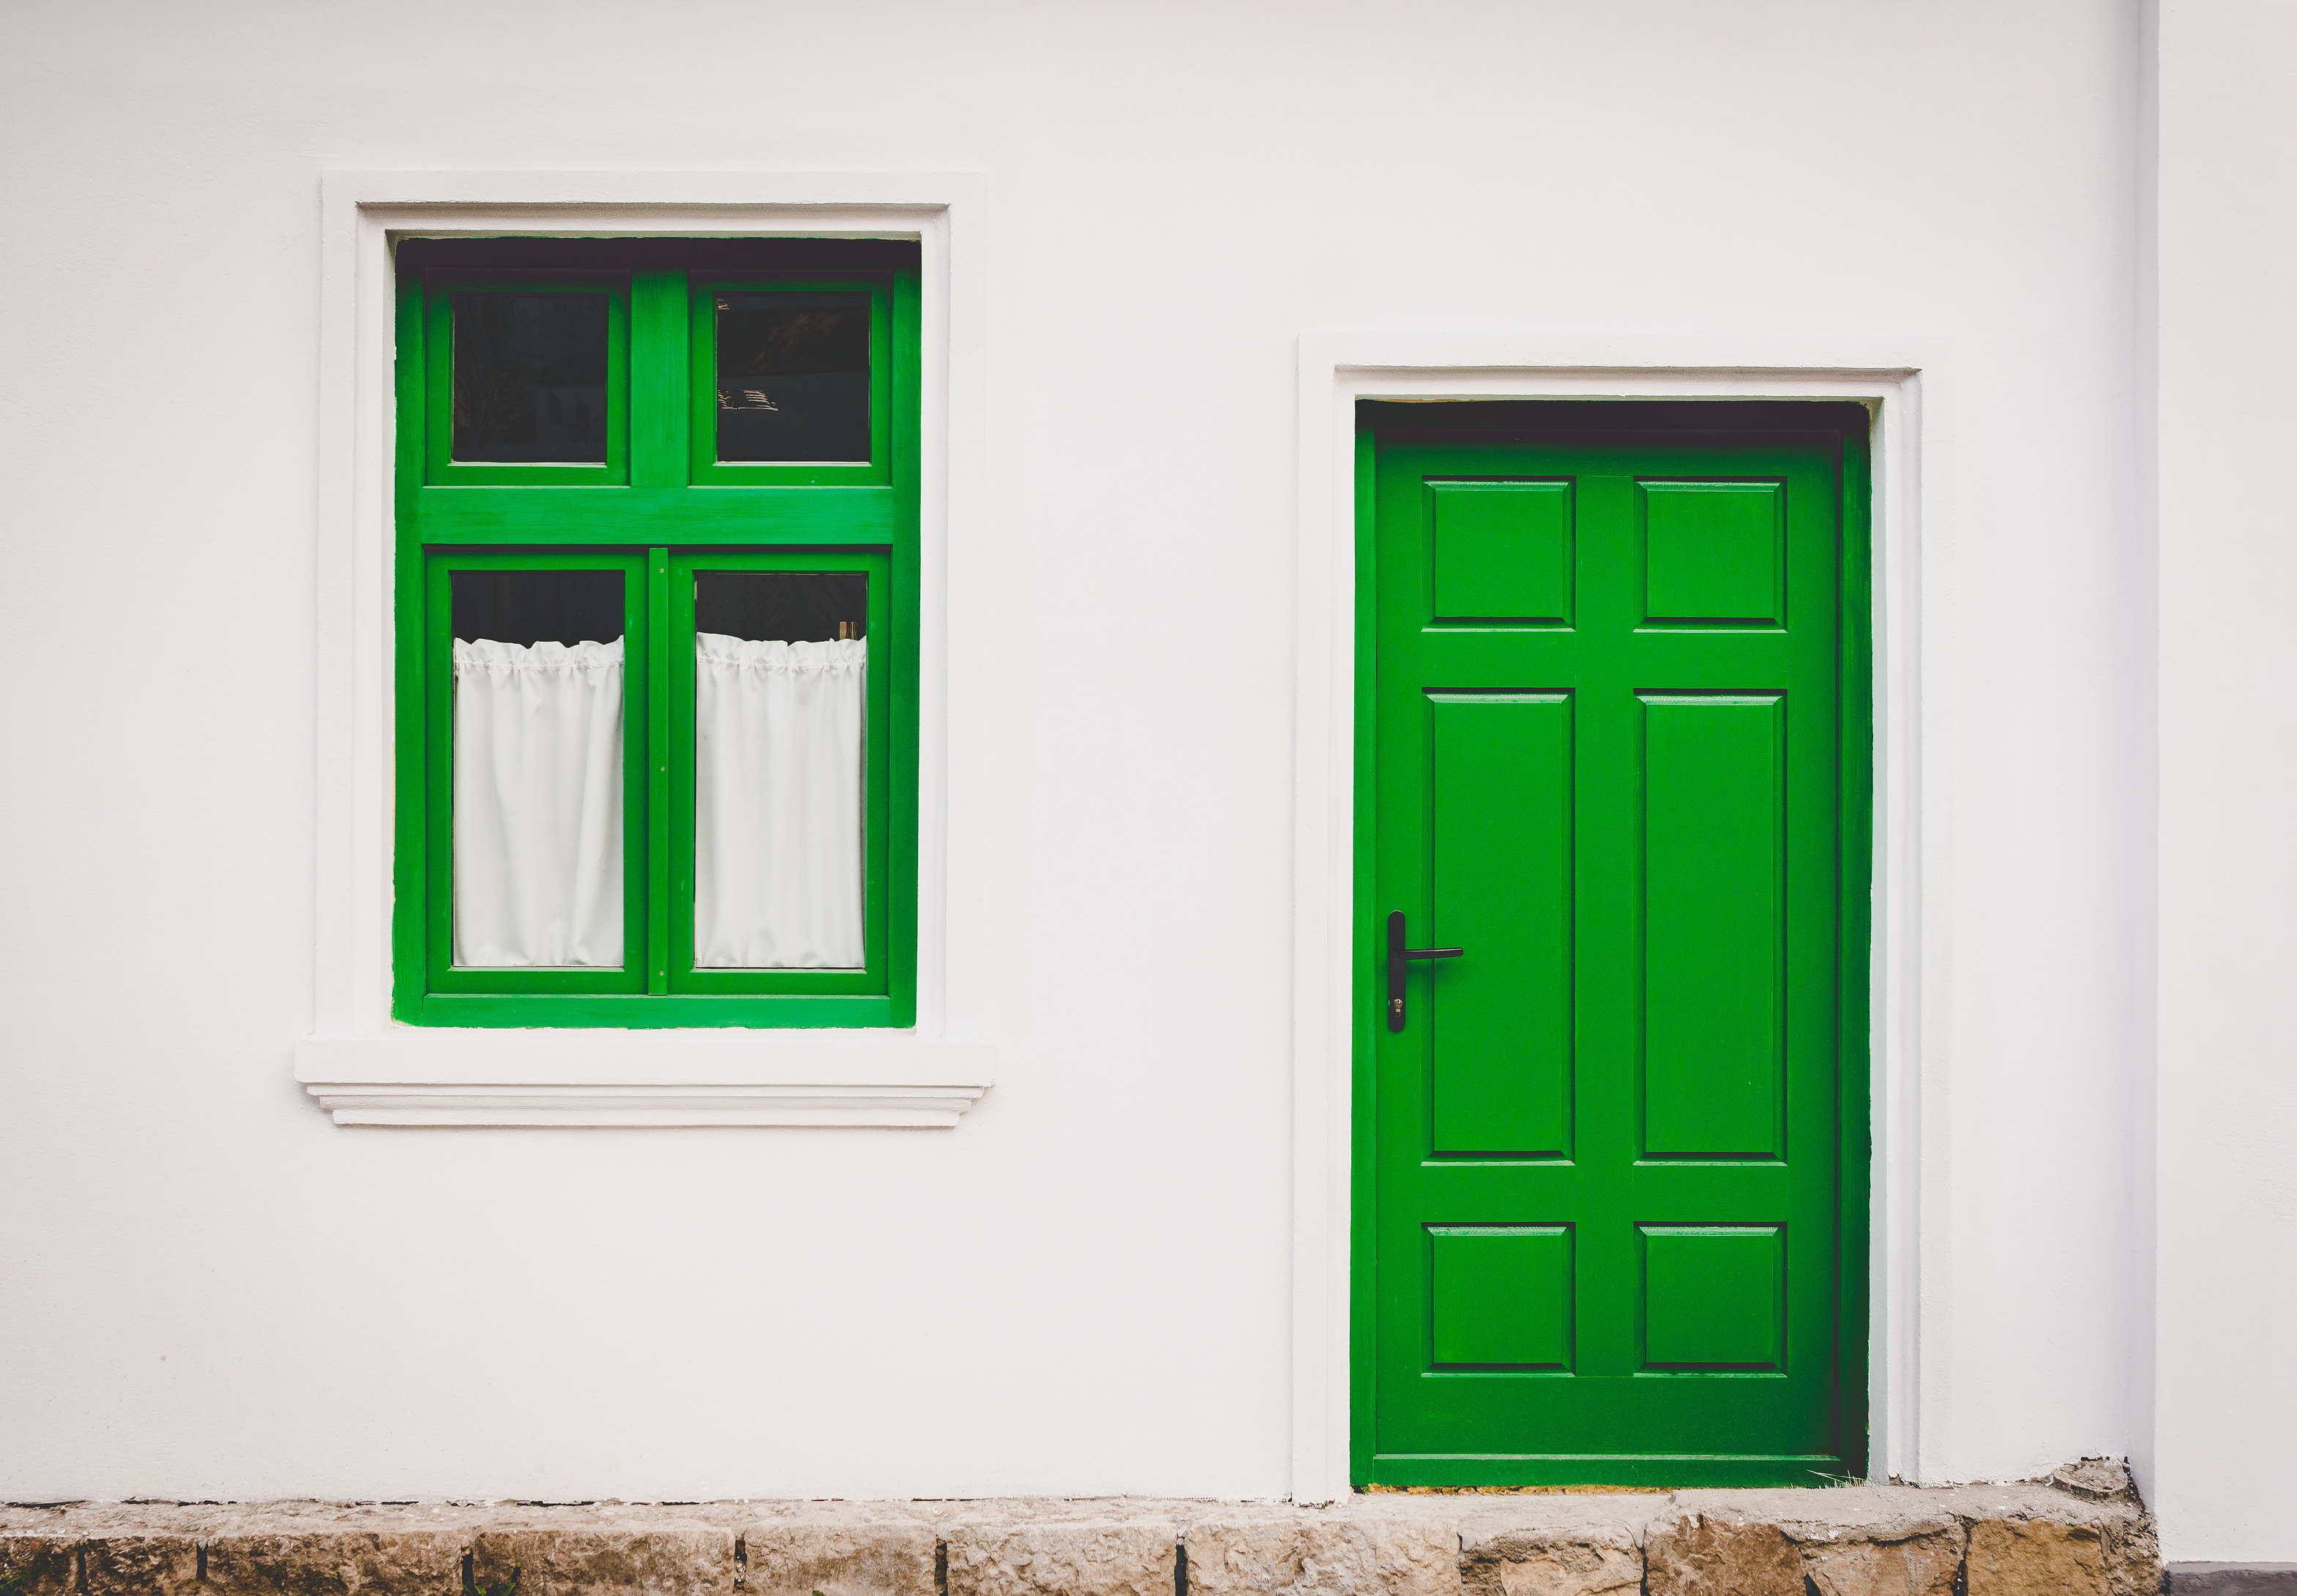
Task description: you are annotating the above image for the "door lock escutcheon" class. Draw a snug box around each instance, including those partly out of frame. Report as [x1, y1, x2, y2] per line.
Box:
[1386, 910, 1463, 1032]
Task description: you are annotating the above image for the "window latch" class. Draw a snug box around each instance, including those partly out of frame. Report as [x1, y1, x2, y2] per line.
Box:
[1386, 910, 1463, 1033]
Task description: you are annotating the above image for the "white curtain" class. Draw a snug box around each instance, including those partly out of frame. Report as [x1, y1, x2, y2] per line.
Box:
[452, 637, 624, 967]
[694, 634, 865, 968]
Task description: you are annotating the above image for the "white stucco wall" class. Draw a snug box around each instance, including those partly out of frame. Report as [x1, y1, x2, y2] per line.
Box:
[2150, 0, 2297, 1565]
[0, 0, 2167, 1519]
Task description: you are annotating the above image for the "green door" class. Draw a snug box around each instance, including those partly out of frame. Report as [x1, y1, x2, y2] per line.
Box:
[1357, 402, 1870, 1487]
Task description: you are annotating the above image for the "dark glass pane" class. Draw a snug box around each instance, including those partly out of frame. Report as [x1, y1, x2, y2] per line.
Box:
[452, 569, 624, 647]
[452, 293, 610, 462]
[695, 572, 867, 642]
[715, 295, 870, 462]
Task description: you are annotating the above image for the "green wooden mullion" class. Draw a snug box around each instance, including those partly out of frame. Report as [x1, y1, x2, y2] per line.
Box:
[888, 266, 922, 1024]
[418, 993, 900, 1029]
[871, 282, 897, 482]
[630, 271, 687, 489]
[890, 270, 920, 500]
[390, 269, 430, 1022]
[648, 547, 672, 994]
[688, 288, 716, 486]
[415, 487, 901, 543]
[671, 561, 695, 986]
[878, 565, 897, 995]
[420, 558, 457, 988]
[421, 289, 453, 484]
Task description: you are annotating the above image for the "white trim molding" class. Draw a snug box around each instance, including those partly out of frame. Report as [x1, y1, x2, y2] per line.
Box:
[294, 1034, 995, 1127]
[1288, 334, 1951, 1502]
[310, 171, 993, 1128]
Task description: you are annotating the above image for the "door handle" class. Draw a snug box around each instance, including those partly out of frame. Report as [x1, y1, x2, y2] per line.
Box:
[1387, 910, 1463, 1032]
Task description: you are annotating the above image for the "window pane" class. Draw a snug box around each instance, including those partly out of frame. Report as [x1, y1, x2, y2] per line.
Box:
[452, 293, 609, 462]
[693, 572, 867, 969]
[715, 296, 870, 462]
[451, 569, 624, 968]
[453, 568, 625, 648]
[694, 570, 867, 642]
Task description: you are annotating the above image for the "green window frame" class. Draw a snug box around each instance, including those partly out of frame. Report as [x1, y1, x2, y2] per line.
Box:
[423, 274, 631, 487]
[669, 547, 896, 997]
[391, 239, 922, 1028]
[689, 278, 893, 487]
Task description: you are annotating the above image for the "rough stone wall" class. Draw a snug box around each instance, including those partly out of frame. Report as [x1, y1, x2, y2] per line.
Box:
[0, 1467, 2159, 1596]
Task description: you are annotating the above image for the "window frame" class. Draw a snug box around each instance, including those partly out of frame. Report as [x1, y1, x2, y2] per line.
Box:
[421, 547, 652, 997]
[690, 277, 893, 487]
[389, 239, 922, 1030]
[673, 547, 897, 996]
[425, 272, 631, 486]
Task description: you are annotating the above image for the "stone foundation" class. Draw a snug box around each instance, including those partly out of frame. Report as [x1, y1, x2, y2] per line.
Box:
[1, 1469, 2158, 1596]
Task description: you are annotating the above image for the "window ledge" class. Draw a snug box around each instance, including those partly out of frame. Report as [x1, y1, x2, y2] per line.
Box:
[293, 1032, 995, 1128]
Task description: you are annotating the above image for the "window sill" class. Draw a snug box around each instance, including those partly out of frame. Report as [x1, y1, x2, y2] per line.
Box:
[292, 1030, 994, 1127]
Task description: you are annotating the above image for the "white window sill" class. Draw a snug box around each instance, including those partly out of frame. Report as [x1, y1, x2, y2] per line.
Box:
[293, 1031, 996, 1128]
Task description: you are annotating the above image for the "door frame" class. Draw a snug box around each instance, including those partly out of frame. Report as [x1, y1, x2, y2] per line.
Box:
[1288, 337, 1947, 1504]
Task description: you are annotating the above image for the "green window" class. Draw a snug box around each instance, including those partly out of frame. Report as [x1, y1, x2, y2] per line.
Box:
[392, 239, 921, 1027]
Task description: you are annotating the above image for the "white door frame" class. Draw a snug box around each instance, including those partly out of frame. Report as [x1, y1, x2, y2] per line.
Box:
[1287, 336, 1949, 1502]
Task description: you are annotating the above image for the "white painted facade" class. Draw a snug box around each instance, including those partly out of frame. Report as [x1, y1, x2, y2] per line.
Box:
[0, 0, 2285, 1565]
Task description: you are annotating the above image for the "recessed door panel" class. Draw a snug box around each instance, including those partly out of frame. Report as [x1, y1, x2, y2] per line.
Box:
[1430, 481, 1574, 625]
[1428, 693, 1573, 1158]
[1642, 481, 1785, 625]
[1640, 694, 1785, 1160]
[1428, 1224, 1574, 1370]
[1640, 1224, 1785, 1370]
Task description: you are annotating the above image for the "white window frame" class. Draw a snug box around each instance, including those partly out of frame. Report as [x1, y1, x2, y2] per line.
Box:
[1286, 337, 1947, 1497]
[299, 171, 994, 1128]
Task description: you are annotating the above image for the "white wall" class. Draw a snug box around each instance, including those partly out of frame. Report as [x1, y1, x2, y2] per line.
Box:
[0, 0, 2149, 1505]
[2150, 0, 2297, 1564]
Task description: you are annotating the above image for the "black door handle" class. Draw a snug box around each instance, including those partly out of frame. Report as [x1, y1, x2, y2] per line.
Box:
[1387, 910, 1463, 1032]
